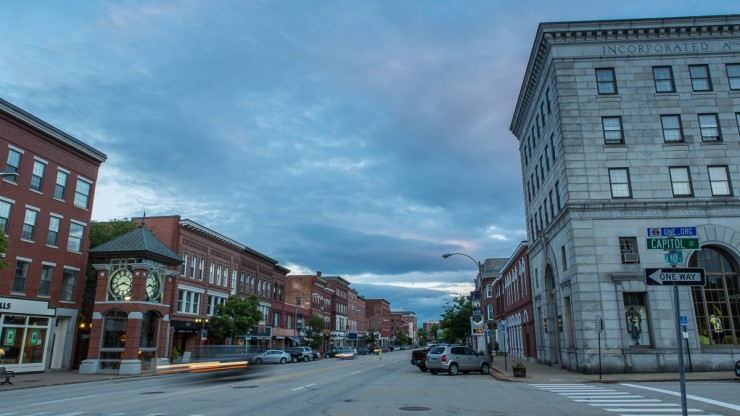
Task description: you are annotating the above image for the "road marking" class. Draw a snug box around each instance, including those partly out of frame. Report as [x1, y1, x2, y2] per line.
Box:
[621, 383, 740, 412]
[350, 371, 362, 375]
[603, 408, 703, 412]
[291, 383, 316, 391]
[30, 395, 97, 406]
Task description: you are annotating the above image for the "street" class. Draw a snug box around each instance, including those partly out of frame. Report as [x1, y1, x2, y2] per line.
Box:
[1, 351, 738, 416]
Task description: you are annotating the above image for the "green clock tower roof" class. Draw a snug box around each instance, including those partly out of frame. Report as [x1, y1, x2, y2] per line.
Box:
[90, 224, 182, 266]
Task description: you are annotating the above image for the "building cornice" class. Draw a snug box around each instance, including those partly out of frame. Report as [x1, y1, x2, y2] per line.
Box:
[510, 14, 740, 137]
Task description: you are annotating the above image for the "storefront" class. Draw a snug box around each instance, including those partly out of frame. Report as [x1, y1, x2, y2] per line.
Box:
[0, 297, 56, 373]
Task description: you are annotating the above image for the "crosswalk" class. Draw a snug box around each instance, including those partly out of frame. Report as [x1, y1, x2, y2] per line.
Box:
[529, 384, 724, 416]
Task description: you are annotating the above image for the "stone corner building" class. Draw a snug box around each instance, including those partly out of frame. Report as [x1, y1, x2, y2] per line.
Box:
[510, 15, 740, 373]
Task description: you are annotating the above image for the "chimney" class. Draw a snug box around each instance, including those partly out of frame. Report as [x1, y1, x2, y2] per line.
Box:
[317, 271, 322, 277]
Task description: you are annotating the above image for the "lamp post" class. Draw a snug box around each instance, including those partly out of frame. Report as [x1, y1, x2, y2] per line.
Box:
[195, 318, 209, 345]
[442, 252, 486, 355]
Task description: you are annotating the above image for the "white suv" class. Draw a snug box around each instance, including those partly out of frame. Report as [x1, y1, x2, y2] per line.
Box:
[425, 345, 491, 376]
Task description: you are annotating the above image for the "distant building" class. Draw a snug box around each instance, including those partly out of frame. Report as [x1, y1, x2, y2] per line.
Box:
[511, 15, 740, 372]
[390, 310, 417, 344]
[366, 298, 391, 346]
[0, 98, 106, 373]
[493, 243, 534, 360]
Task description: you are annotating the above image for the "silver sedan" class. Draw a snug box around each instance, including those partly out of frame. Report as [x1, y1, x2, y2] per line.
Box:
[251, 350, 291, 365]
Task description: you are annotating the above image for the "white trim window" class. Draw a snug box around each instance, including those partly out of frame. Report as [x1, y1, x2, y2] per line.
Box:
[22, 207, 39, 241]
[13, 259, 30, 293]
[39, 264, 53, 296]
[209, 262, 215, 284]
[207, 294, 228, 315]
[31, 159, 46, 192]
[4, 148, 21, 184]
[177, 288, 202, 314]
[60, 268, 77, 301]
[0, 200, 11, 233]
[67, 221, 86, 252]
[54, 169, 68, 200]
[74, 178, 92, 209]
[47, 215, 61, 246]
[181, 252, 188, 277]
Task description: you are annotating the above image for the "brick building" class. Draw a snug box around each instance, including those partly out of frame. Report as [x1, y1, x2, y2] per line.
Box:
[365, 298, 391, 346]
[493, 243, 534, 360]
[0, 98, 106, 373]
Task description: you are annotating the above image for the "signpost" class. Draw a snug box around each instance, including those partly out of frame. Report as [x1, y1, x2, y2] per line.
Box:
[646, 226, 703, 416]
[644, 268, 706, 286]
[646, 237, 700, 250]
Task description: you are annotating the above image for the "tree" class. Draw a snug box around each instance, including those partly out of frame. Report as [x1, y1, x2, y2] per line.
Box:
[394, 331, 411, 346]
[0, 233, 10, 270]
[360, 329, 378, 347]
[208, 294, 262, 344]
[417, 328, 428, 346]
[439, 295, 471, 344]
[300, 314, 326, 350]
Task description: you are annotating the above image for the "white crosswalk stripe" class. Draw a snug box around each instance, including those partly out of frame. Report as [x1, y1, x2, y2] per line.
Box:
[529, 383, 724, 416]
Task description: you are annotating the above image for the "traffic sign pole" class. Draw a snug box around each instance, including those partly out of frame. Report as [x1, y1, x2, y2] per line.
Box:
[674, 282, 688, 416]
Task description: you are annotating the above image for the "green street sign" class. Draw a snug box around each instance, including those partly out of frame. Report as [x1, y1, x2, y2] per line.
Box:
[647, 237, 700, 250]
[665, 251, 683, 265]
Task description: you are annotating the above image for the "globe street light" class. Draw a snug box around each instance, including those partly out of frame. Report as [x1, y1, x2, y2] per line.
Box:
[442, 252, 486, 355]
[442, 253, 483, 287]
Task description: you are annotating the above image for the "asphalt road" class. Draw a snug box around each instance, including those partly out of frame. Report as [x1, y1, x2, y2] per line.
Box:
[2, 351, 738, 416]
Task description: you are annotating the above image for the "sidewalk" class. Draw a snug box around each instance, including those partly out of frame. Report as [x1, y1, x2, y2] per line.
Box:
[489, 355, 738, 383]
[0, 370, 152, 391]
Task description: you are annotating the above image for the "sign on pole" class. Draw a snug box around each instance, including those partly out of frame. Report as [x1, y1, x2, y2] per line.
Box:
[647, 227, 697, 237]
[646, 237, 700, 250]
[665, 251, 684, 265]
[645, 268, 706, 286]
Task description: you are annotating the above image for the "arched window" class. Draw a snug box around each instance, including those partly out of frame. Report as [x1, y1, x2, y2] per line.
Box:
[690, 246, 739, 345]
[100, 310, 128, 370]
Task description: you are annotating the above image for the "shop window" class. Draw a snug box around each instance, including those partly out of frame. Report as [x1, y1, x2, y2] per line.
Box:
[0, 315, 49, 366]
[139, 311, 160, 371]
[100, 310, 128, 370]
[624, 292, 651, 347]
[690, 246, 739, 345]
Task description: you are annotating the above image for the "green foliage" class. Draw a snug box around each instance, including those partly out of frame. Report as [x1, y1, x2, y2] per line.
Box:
[394, 331, 412, 346]
[0, 233, 10, 270]
[301, 314, 326, 350]
[360, 329, 378, 347]
[208, 294, 262, 343]
[417, 328, 428, 346]
[89, 219, 138, 248]
[439, 295, 471, 344]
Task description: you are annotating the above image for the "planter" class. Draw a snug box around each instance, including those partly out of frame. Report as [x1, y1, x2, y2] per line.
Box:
[512, 367, 526, 377]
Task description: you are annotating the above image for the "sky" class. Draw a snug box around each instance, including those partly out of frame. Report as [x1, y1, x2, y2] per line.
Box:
[1, 1, 737, 325]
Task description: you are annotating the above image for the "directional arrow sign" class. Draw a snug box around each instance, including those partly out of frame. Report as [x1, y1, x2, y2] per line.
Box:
[645, 268, 705, 286]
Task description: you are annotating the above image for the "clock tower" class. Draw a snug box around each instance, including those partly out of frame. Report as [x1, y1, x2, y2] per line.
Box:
[80, 222, 182, 375]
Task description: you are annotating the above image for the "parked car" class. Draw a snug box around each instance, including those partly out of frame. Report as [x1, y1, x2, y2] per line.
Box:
[356, 347, 371, 355]
[251, 350, 291, 365]
[425, 345, 491, 376]
[410, 346, 436, 372]
[735, 360, 740, 377]
[324, 347, 355, 358]
[285, 346, 318, 362]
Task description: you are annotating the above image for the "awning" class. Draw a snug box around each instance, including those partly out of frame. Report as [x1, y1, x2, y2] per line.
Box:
[287, 336, 302, 344]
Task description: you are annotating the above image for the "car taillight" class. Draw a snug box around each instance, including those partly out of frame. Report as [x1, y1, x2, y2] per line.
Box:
[441, 354, 447, 362]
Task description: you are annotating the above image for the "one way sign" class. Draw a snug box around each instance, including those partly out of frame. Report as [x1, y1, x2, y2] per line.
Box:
[645, 268, 706, 286]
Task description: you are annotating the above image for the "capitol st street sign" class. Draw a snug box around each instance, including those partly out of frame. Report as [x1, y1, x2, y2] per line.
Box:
[645, 268, 705, 286]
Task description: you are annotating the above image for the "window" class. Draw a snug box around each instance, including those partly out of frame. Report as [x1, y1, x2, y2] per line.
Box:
[549, 190, 556, 218]
[561, 245, 567, 271]
[602, 116, 624, 144]
[60, 269, 77, 301]
[737, 113, 740, 136]
[487, 304, 494, 321]
[190, 255, 196, 278]
[708, 166, 732, 196]
[4, 148, 21, 183]
[30, 159, 46, 192]
[207, 295, 227, 315]
[209, 262, 215, 283]
[39, 264, 53, 296]
[13, 260, 29, 293]
[689, 246, 739, 345]
[550, 133, 556, 161]
[544, 145, 550, 171]
[540, 102, 546, 126]
[54, 170, 68, 200]
[47, 215, 61, 246]
[661, 115, 683, 143]
[181, 252, 188, 277]
[652, 66, 675, 92]
[199, 258, 205, 280]
[177, 289, 202, 314]
[555, 180, 562, 209]
[22, 208, 38, 241]
[689, 64, 712, 91]
[726, 64, 740, 90]
[596, 68, 617, 94]
[669, 167, 693, 197]
[74, 178, 92, 209]
[619, 237, 640, 263]
[624, 292, 651, 347]
[67, 221, 85, 252]
[698, 114, 721, 142]
[0, 200, 11, 233]
[609, 168, 632, 198]
[546, 88, 552, 114]
[486, 283, 492, 298]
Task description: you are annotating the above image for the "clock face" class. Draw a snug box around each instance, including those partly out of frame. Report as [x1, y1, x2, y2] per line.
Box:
[110, 269, 133, 297]
[146, 271, 161, 300]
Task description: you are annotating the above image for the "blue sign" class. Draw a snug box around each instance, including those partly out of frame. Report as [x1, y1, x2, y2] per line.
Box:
[680, 315, 688, 325]
[647, 227, 697, 237]
[500, 322, 506, 331]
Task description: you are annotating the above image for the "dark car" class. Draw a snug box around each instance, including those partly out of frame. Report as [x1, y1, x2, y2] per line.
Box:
[285, 346, 318, 362]
[324, 347, 356, 358]
[356, 347, 371, 355]
[735, 360, 740, 377]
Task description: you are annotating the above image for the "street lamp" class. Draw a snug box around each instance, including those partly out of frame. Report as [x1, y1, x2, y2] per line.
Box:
[442, 252, 486, 355]
[195, 318, 209, 345]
